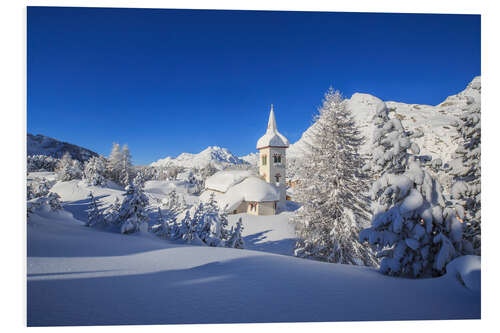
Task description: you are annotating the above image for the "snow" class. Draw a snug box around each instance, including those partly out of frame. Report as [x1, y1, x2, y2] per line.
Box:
[27, 208, 480, 326]
[27, 175, 479, 326]
[205, 170, 254, 192]
[256, 108, 289, 149]
[446, 255, 481, 292]
[239, 152, 259, 165]
[256, 131, 290, 149]
[151, 146, 247, 169]
[203, 176, 280, 212]
[288, 77, 481, 165]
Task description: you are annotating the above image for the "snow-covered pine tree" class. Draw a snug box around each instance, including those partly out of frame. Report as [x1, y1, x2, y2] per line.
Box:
[86, 192, 104, 227]
[120, 144, 132, 187]
[154, 206, 178, 238]
[161, 190, 187, 216]
[179, 210, 202, 243]
[132, 170, 146, 189]
[448, 101, 481, 254]
[46, 192, 62, 211]
[115, 184, 149, 234]
[363, 101, 420, 177]
[360, 158, 463, 277]
[226, 217, 244, 249]
[106, 143, 123, 184]
[292, 88, 377, 266]
[83, 156, 107, 186]
[55, 152, 80, 181]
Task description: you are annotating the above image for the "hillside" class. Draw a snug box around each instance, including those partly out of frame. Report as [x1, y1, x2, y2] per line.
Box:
[28, 133, 98, 162]
[151, 146, 248, 169]
[288, 76, 481, 165]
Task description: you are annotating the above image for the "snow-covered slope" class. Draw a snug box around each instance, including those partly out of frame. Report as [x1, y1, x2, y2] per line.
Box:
[28, 133, 98, 162]
[288, 76, 481, 164]
[151, 146, 248, 169]
[28, 206, 480, 326]
[240, 152, 259, 166]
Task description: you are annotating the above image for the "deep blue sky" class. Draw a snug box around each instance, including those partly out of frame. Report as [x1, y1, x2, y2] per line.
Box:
[27, 7, 480, 165]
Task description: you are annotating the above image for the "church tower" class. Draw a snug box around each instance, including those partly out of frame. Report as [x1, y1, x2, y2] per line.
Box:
[256, 104, 289, 210]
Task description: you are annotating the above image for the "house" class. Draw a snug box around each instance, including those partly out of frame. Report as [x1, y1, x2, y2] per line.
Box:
[202, 105, 289, 215]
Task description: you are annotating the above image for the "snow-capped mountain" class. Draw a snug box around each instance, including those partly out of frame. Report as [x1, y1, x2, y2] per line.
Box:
[27, 133, 98, 162]
[151, 146, 248, 169]
[288, 76, 481, 164]
[239, 152, 259, 166]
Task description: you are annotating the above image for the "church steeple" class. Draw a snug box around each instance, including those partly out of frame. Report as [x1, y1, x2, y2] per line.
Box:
[256, 104, 289, 149]
[267, 104, 277, 132]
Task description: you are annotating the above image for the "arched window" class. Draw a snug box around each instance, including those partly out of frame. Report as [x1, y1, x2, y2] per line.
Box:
[261, 155, 267, 166]
[273, 154, 281, 164]
[275, 173, 281, 183]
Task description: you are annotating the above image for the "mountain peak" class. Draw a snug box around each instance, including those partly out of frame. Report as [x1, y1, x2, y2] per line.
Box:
[151, 146, 247, 169]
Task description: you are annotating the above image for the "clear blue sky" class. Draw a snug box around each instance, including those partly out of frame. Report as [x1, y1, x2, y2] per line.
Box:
[27, 7, 480, 165]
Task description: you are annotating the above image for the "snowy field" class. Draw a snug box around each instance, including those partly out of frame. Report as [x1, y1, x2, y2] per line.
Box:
[27, 175, 480, 326]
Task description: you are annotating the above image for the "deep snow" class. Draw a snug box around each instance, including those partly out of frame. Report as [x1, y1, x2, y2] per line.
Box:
[27, 176, 480, 326]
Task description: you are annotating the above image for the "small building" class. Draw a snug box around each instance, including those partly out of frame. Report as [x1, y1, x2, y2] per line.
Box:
[202, 105, 289, 215]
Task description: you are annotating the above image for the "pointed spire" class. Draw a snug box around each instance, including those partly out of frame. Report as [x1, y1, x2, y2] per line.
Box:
[267, 104, 277, 132]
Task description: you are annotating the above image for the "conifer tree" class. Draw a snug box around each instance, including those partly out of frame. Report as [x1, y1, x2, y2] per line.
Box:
[115, 184, 149, 234]
[448, 101, 481, 254]
[226, 217, 245, 249]
[292, 88, 377, 266]
[83, 156, 107, 186]
[107, 143, 123, 184]
[360, 158, 463, 277]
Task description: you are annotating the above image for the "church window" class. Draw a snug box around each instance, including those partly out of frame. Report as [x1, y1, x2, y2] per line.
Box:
[273, 154, 282, 164]
[275, 173, 281, 183]
[262, 155, 267, 166]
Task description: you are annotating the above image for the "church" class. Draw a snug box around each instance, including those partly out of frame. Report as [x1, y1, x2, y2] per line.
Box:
[202, 105, 289, 215]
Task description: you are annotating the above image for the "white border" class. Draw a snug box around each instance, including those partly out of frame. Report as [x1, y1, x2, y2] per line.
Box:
[2, 1, 498, 332]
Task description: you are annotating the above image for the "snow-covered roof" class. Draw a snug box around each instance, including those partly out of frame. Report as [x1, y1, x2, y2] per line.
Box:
[256, 105, 289, 149]
[203, 176, 280, 212]
[204, 170, 254, 193]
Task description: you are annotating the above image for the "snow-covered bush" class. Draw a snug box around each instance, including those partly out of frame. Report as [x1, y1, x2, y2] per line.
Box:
[86, 192, 105, 228]
[83, 156, 107, 186]
[447, 102, 481, 254]
[113, 184, 149, 234]
[27, 192, 62, 217]
[27, 155, 59, 172]
[292, 88, 377, 266]
[159, 193, 241, 248]
[360, 159, 464, 277]
[55, 152, 83, 181]
[153, 190, 187, 238]
[27, 177, 52, 200]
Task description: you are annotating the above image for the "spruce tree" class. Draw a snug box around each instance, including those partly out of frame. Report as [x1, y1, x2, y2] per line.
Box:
[360, 158, 463, 277]
[116, 184, 149, 234]
[226, 217, 245, 249]
[292, 88, 377, 266]
[448, 101, 481, 254]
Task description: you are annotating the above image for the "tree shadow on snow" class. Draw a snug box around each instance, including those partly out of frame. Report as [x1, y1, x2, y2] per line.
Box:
[62, 195, 109, 222]
[244, 230, 296, 256]
[27, 254, 480, 327]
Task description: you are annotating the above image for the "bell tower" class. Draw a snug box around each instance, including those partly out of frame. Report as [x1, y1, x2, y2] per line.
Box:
[256, 104, 289, 209]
